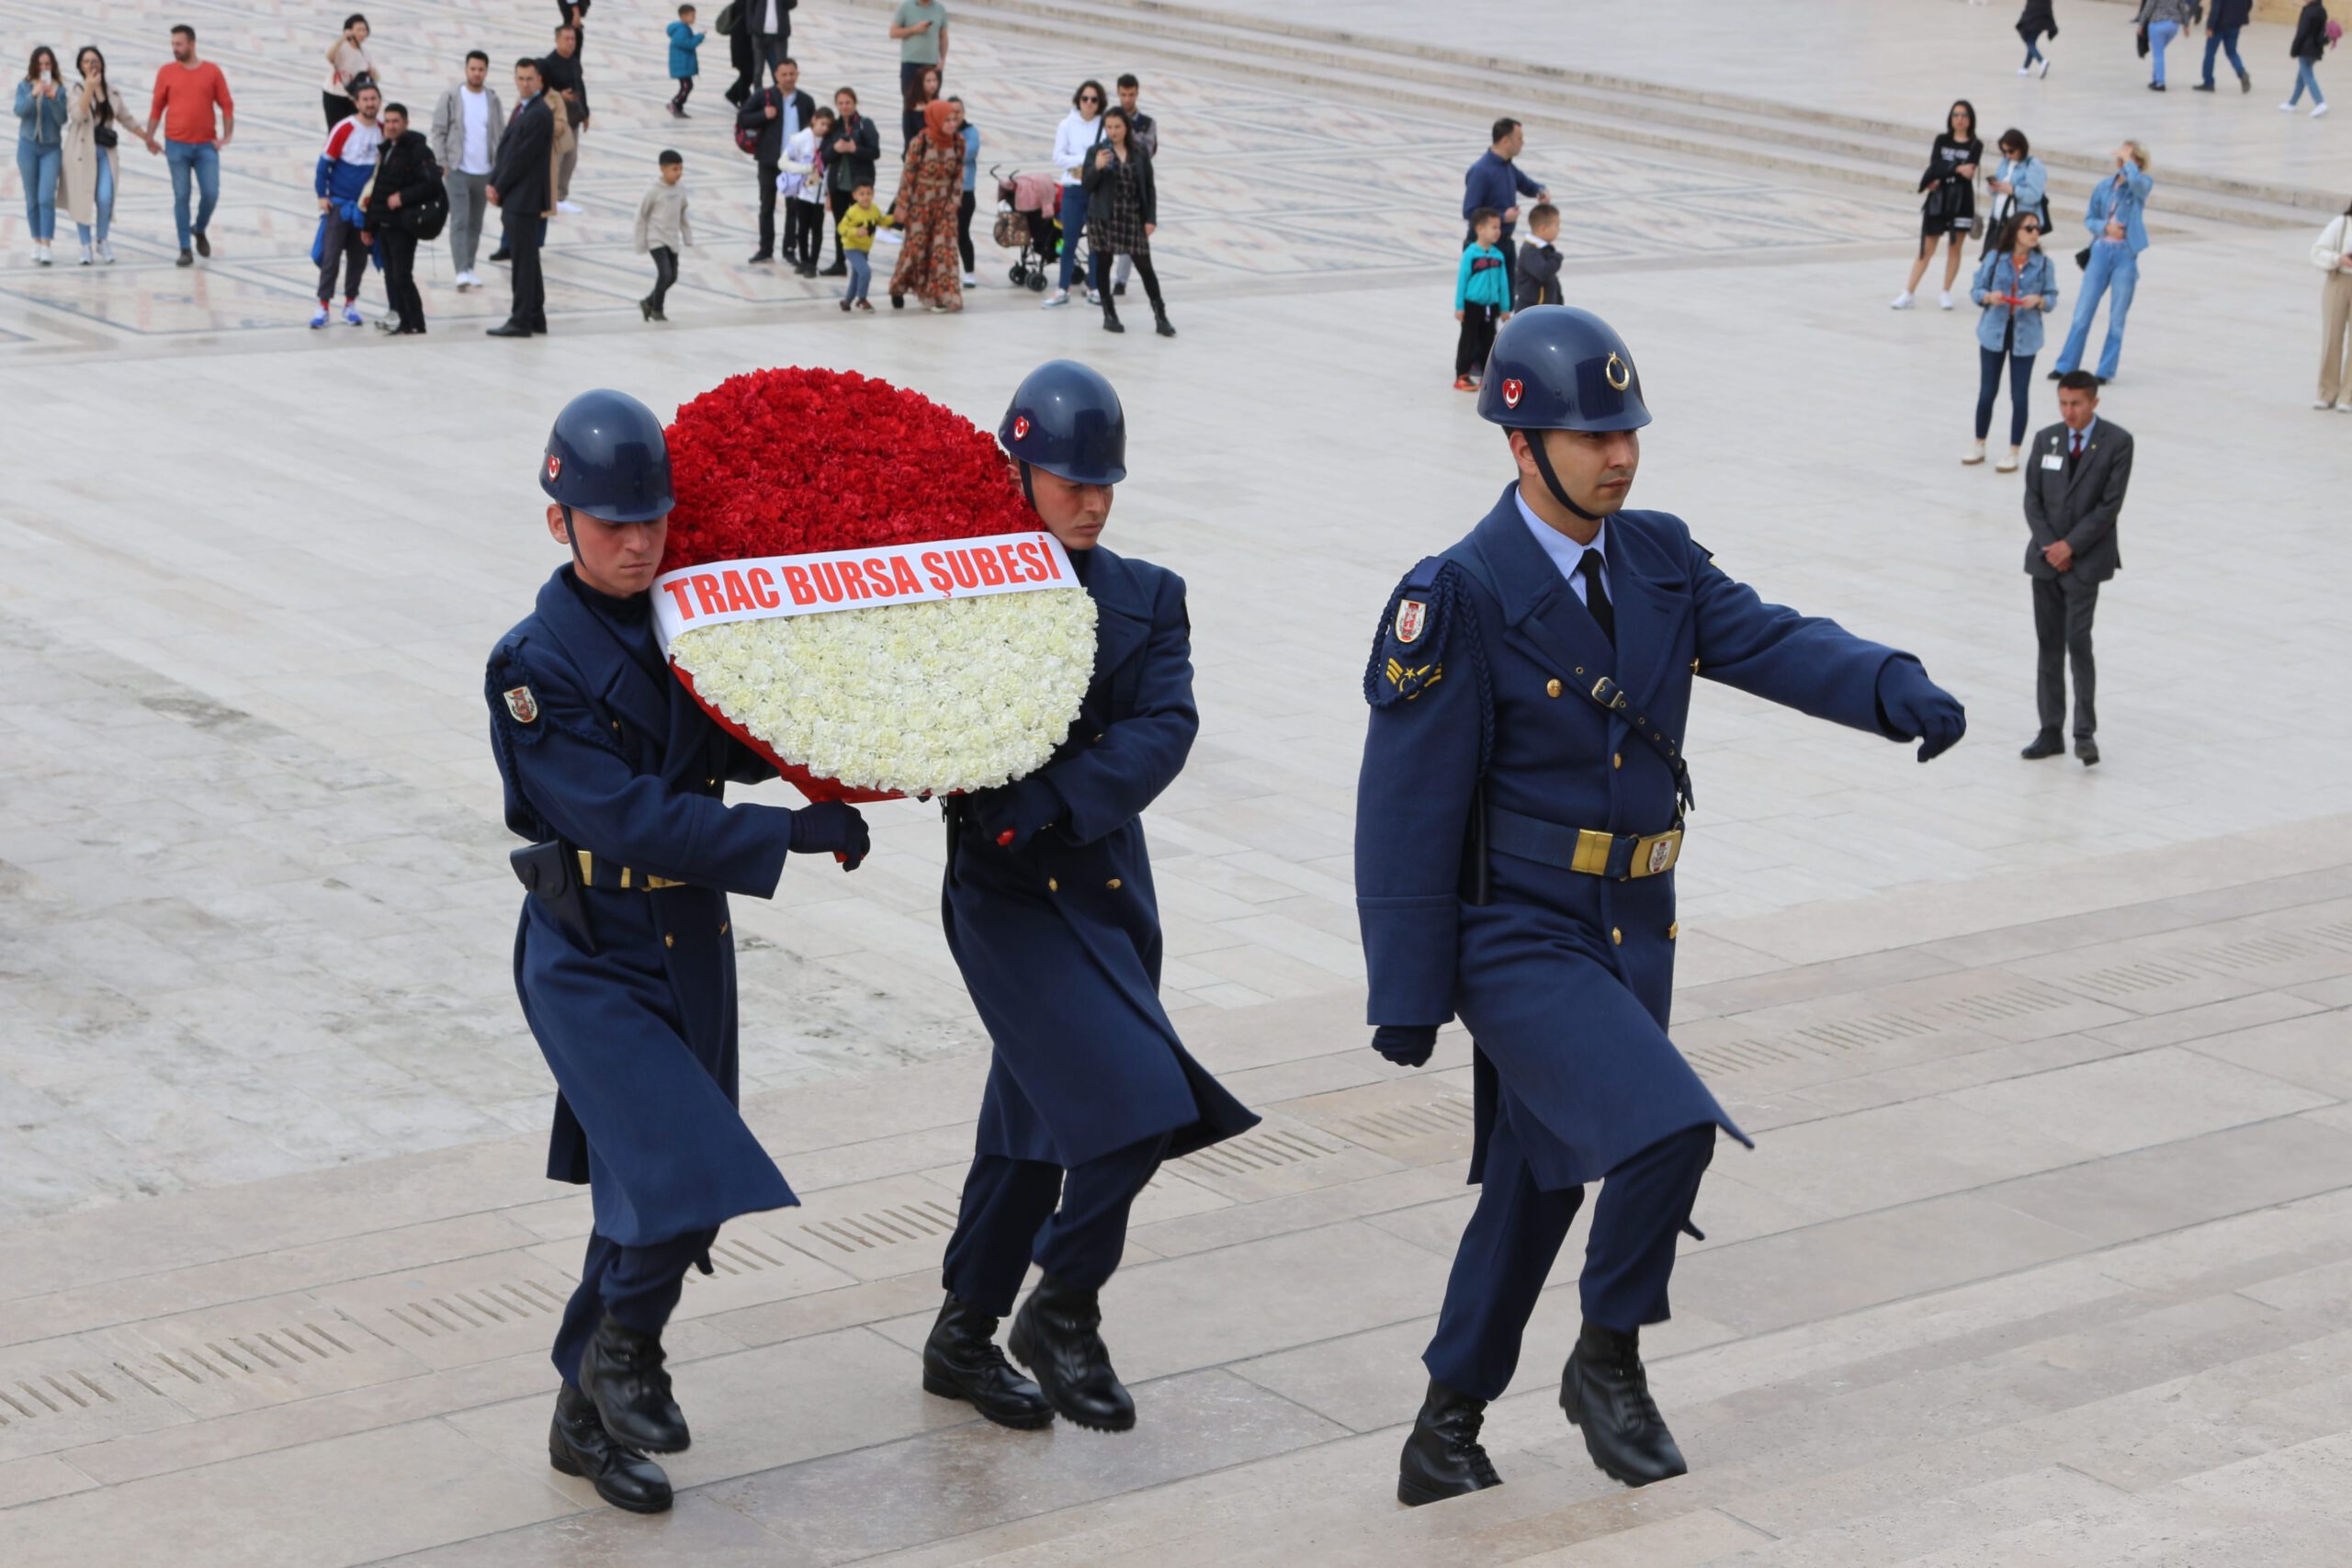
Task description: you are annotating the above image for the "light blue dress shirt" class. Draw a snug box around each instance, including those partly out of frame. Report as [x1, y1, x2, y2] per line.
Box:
[1514, 486, 1610, 608]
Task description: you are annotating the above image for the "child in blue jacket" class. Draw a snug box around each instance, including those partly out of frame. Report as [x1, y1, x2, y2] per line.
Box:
[666, 6, 704, 118]
[1454, 207, 1513, 390]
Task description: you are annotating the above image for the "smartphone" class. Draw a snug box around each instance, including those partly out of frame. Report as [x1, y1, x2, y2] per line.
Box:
[40, 69, 53, 84]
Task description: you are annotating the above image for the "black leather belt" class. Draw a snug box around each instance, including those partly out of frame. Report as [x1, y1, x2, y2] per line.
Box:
[1486, 804, 1684, 880]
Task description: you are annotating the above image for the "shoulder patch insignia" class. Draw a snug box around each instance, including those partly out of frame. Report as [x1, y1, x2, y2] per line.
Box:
[1395, 599, 1428, 645]
[503, 685, 540, 724]
[1385, 658, 1442, 700]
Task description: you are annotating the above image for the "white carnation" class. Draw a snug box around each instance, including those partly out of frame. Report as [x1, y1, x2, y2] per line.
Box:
[670, 589, 1100, 795]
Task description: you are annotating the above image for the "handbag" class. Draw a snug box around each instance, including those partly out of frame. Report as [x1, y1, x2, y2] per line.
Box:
[94, 123, 118, 149]
[2075, 245, 2093, 270]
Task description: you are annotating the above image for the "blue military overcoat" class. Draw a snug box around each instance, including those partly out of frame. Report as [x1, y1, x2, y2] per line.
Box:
[487, 567, 801, 1247]
[1356, 486, 1918, 1191]
[943, 547, 1261, 1168]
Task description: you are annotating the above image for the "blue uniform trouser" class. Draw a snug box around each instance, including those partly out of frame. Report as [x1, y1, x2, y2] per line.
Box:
[2056, 242, 2138, 381]
[1423, 1111, 1716, 1403]
[2201, 28, 2247, 85]
[551, 1226, 718, 1384]
[941, 1130, 1170, 1315]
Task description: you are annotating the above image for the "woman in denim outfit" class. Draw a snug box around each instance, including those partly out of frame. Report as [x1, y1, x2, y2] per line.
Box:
[16, 45, 71, 265]
[2052, 141, 2153, 384]
[1965, 212, 2060, 472]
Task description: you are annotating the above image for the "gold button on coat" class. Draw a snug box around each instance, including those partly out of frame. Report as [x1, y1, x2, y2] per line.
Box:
[718, 922, 729, 935]
[1611, 927, 1623, 946]
[663, 933, 675, 949]
[1612, 752, 1623, 769]
[1667, 921, 1679, 941]
[1047, 878, 1059, 892]
[1545, 679, 1563, 698]
[1107, 878, 1123, 890]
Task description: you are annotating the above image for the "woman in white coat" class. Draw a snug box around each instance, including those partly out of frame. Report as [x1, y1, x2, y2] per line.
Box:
[63, 46, 153, 265]
[2314, 197, 2352, 410]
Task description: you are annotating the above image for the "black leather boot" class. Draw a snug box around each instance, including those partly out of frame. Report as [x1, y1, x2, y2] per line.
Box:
[548, 1382, 673, 1513]
[1102, 299, 1125, 333]
[2019, 730, 2064, 760]
[578, 1314, 691, 1454]
[1152, 306, 1176, 338]
[1561, 1323, 1687, 1486]
[1007, 1275, 1135, 1431]
[1396, 1378, 1502, 1506]
[922, 1293, 1055, 1429]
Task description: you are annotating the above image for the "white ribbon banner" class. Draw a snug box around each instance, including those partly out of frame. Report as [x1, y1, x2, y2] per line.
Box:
[652, 531, 1078, 649]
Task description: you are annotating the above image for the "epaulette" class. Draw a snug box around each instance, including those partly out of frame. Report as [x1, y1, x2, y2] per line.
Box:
[1363, 556, 1453, 710]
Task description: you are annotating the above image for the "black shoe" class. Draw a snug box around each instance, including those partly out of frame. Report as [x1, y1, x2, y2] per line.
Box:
[1102, 303, 1125, 333]
[639, 297, 655, 321]
[1113, 280, 1127, 297]
[2147, 81, 2166, 91]
[922, 1293, 1055, 1429]
[1153, 308, 1176, 338]
[488, 247, 513, 263]
[1007, 1275, 1135, 1432]
[2046, 369, 2065, 380]
[192, 230, 210, 257]
[2240, 71, 2253, 93]
[1561, 1324, 1687, 1488]
[1396, 1379, 1503, 1506]
[748, 251, 774, 265]
[548, 1383, 673, 1514]
[891, 293, 906, 310]
[176, 248, 194, 267]
[485, 321, 533, 337]
[797, 263, 818, 278]
[2075, 736, 2100, 766]
[650, 308, 667, 322]
[820, 261, 847, 276]
[578, 1314, 690, 1454]
[2192, 81, 2216, 91]
[2020, 730, 2064, 760]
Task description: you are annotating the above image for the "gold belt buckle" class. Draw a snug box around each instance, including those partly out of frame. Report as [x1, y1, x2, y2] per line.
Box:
[1570, 829, 1615, 876]
[1630, 829, 1682, 878]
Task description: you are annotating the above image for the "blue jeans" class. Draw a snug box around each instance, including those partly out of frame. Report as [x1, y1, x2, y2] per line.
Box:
[1056, 179, 1089, 290]
[76, 147, 116, 245]
[2200, 27, 2246, 85]
[2148, 19, 2179, 84]
[164, 139, 220, 249]
[2022, 37, 2044, 67]
[2057, 241, 2139, 380]
[843, 247, 871, 302]
[15, 140, 60, 241]
[2290, 60, 2324, 107]
[1976, 344, 2037, 446]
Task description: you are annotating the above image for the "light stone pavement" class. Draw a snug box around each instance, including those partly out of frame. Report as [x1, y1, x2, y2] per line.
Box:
[1, 0, 2348, 1562]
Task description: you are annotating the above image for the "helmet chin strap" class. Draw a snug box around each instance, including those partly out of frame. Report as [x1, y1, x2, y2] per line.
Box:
[1017, 459, 1036, 513]
[1522, 431, 1608, 525]
[560, 503, 586, 570]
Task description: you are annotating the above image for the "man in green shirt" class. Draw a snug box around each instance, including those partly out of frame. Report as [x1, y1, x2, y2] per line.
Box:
[889, 0, 947, 104]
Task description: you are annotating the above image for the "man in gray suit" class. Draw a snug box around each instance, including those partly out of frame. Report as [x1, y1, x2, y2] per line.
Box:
[2021, 371, 2130, 766]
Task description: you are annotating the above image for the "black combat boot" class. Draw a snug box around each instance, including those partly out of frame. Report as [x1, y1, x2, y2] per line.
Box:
[1396, 1379, 1503, 1506]
[1102, 298, 1125, 333]
[578, 1314, 691, 1454]
[1561, 1323, 1687, 1486]
[1151, 305, 1176, 338]
[922, 1292, 1056, 1429]
[548, 1382, 673, 1513]
[1007, 1275, 1135, 1431]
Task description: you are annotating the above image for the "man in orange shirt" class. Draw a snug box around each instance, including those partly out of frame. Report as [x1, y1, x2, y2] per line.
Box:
[147, 24, 235, 265]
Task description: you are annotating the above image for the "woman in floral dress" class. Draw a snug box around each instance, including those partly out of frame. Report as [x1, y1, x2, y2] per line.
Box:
[889, 98, 966, 312]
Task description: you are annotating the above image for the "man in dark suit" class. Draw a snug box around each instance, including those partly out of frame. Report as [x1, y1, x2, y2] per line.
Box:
[487, 58, 555, 337]
[738, 60, 813, 265]
[2021, 370, 2130, 765]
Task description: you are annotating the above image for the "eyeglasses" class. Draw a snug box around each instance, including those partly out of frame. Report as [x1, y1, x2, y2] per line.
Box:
[1079, 94, 1100, 103]
[2018, 223, 2041, 232]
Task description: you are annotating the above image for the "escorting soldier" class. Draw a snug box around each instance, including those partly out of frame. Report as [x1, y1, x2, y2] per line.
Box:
[922, 360, 1261, 1434]
[1356, 309, 1966, 1505]
[486, 389, 872, 1514]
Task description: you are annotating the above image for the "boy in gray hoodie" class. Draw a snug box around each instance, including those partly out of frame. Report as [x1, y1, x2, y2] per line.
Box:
[633, 149, 693, 321]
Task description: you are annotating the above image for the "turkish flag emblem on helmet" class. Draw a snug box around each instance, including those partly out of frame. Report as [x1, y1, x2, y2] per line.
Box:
[545, 454, 562, 481]
[1501, 378, 1524, 410]
[1012, 416, 1031, 440]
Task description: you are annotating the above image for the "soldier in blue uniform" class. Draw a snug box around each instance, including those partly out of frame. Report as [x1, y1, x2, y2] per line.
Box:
[486, 389, 873, 1514]
[920, 360, 1261, 1434]
[1357, 310, 1966, 1505]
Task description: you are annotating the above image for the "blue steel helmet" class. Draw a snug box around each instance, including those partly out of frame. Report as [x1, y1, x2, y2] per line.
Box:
[539, 389, 674, 524]
[1476, 306, 1652, 434]
[1000, 359, 1127, 485]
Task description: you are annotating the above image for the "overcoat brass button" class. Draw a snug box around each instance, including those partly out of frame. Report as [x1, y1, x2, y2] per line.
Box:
[1545, 679, 1563, 698]
[1106, 878, 1123, 890]
[663, 933, 675, 949]
[718, 922, 729, 935]
[1666, 921, 1679, 941]
[1047, 878, 1059, 892]
[1612, 752, 1623, 769]
[1610, 927, 1623, 946]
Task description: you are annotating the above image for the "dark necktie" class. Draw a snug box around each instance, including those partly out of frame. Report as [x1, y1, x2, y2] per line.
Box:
[1577, 549, 1615, 648]
[2069, 431, 2084, 464]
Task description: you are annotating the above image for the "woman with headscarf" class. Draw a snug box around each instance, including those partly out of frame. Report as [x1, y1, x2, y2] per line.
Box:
[888, 97, 965, 311]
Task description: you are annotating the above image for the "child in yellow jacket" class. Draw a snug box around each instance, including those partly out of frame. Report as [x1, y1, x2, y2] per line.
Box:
[837, 182, 893, 311]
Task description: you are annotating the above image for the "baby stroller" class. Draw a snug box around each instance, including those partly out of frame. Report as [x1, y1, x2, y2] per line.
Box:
[992, 165, 1087, 292]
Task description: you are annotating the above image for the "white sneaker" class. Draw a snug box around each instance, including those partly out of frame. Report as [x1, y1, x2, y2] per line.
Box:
[96, 239, 114, 263]
[1041, 289, 1069, 309]
[77, 241, 93, 265]
[2281, 102, 2299, 111]
[2037, 57, 2051, 77]
[556, 200, 583, 214]
[33, 245, 51, 266]
[2317, 399, 2336, 410]
[1891, 291, 1914, 310]
[2313, 103, 2331, 118]
[1939, 290, 1954, 310]
[1996, 447, 2018, 472]
[2017, 65, 2031, 76]
[1962, 440, 1986, 466]
[962, 271, 978, 286]
[454, 270, 472, 290]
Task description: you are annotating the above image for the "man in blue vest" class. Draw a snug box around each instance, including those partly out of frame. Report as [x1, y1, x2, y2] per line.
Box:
[485, 389, 871, 1513]
[920, 361, 1261, 1436]
[1355, 309, 1966, 1505]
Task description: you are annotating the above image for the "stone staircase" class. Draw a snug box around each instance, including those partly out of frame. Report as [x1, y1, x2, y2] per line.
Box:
[933, 0, 2333, 231]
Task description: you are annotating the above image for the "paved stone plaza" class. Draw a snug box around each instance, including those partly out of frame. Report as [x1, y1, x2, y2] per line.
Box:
[1, 0, 2348, 1562]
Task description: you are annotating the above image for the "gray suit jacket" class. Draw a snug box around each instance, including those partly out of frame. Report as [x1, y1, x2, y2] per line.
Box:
[2022, 417, 2130, 583]
[430, 82, 504, 177]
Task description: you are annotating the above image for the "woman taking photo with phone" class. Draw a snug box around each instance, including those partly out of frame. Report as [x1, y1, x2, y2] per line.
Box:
[15, 46, 69, 266]
[322, 14, 379, 130]
[1894, 99, 1982, 310]
[64, 46, 152, 265]
[1966, 211, 2059, 471]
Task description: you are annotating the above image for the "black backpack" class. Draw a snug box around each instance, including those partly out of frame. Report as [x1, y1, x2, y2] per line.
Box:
[734, 90, 774, 156]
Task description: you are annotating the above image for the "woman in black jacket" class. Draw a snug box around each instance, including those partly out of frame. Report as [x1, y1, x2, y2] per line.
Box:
[1894, 99, 1982, 310]
[363, 103, 443, 333]
[2285, 1, 2330, 115]
[1081, 107, 1170, 337]
[2017, 0, 2057, 77]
